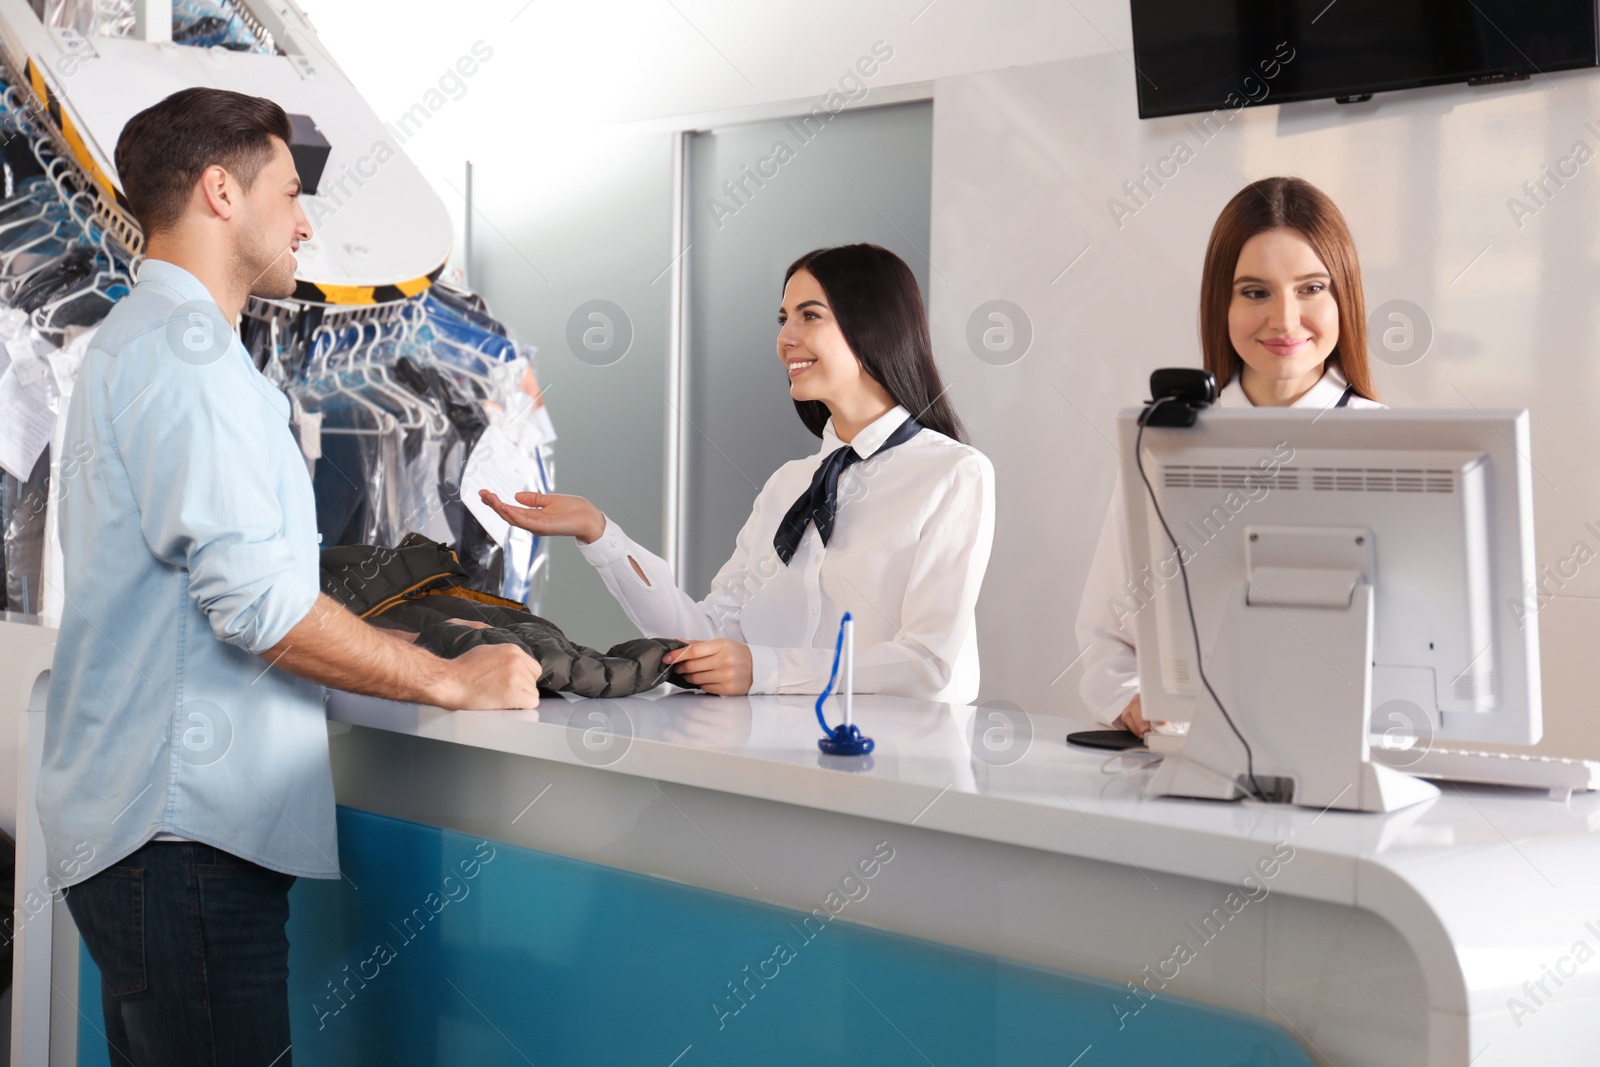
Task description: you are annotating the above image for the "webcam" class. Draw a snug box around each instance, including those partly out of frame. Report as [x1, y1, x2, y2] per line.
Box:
[1139, 368, 1218, 427]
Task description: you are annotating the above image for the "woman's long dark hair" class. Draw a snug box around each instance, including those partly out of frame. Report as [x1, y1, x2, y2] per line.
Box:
[783, 244, 968, 443]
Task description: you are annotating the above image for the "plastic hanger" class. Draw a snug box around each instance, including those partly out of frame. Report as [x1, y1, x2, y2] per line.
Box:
[351, 323, 434, 432]
[29, 262, 121, 335]
[0, 199, 55, 250]
[300, 323, 402, 436]
[1, 222, 75, 281]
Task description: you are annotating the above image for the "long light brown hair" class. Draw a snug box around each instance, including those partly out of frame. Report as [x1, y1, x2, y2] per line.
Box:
[1199, 177, 1378, 401]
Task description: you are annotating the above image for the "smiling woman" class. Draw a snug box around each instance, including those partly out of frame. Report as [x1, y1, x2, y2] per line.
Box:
[1199, 176, 1378, 408]
[1075, 176, 1385, 738]
[780, 244, 967, 443]
[481, 243, 996, 703]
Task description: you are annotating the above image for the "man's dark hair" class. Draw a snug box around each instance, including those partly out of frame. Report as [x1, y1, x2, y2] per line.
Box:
[114, 87, 292, 236]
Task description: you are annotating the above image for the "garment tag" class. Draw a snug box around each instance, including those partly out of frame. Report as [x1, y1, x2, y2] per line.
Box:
[0, 364, 54, 481]
[462, 423, 540, 546]
[288, 393, 322, 463]
[7, 339, 46, 386]
[297, 410, 322, 462]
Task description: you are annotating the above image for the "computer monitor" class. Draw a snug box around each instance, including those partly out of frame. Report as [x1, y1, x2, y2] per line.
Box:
[1116, 405, 1541, 812]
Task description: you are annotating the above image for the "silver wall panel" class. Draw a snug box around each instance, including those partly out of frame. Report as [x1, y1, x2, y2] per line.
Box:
[469, 134, 675, 647]
[683, 101, 934, 596]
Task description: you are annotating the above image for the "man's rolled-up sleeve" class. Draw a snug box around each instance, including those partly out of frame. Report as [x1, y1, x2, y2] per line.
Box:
[108, 345, 317, 654]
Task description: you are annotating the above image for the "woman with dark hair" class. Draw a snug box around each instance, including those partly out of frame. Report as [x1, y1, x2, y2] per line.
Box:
[1076, 176, 1384, 737]
[482, 243, 995, 702]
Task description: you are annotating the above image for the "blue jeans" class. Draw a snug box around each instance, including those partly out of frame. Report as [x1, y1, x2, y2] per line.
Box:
[65, 841, 296, 1067]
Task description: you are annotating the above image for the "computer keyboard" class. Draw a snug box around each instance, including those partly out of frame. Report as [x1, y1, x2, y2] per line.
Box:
[1371, 744, 1600, 801]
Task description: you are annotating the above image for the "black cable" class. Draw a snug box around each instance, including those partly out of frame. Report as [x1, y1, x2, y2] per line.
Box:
[1133, 397, 1266, 802]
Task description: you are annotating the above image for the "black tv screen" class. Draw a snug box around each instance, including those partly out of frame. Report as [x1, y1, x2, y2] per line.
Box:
[1130, 0, 1600, 119]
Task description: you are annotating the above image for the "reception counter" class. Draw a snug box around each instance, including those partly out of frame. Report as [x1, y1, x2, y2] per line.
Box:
[320, 691, 1596, 1063]
[10, 641, 1598, 1065]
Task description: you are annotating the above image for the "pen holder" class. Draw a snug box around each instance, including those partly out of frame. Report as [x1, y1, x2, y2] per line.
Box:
[818, 723, 875, 757]
[814, 612, 874, 758]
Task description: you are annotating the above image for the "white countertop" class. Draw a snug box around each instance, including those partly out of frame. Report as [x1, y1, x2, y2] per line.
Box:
[327, 687, 1600, 1030]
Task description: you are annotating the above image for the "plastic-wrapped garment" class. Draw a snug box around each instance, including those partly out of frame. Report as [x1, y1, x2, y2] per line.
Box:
[311, 398, 397, 549]
[46, 0, 273, 52]
[34, 287, 117, 331]
[398, 429, 452, 545]
[455, 484, 503, 595]
[423, 297, 518, 364]
[11, 246, 96, 312]
[1, 140, 47, 198]
[492, 428, 551, 610]
[298, 299, 543, 599]
[0, 191, 129, 334]
[43, 0, 134, 37]
[242, 303, 324, 384]
[0, 310, 53, 479]
[310, 384, 463, 560]
[0, 214, 70, 274]
[311, 397, 370, 545]
[420, 325, 518, 392]
[389, 355, 504, 594]
[521, 452, 552, 615]
[370, 429, 404, 548]
[171, 0, 273, 51]
[424, 286, 508, 338]
[393, 356, 488, 447]
[0, 314, 100, 619]
[36, 324, 98, 626]
[419, 327, 553, 608]
[2, 448, 48, 615]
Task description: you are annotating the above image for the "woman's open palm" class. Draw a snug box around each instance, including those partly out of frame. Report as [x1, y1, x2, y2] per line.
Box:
[479, 490, 605, 543]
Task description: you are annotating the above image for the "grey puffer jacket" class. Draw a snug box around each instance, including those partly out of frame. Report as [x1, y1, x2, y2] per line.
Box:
[321, 534, 690, 700]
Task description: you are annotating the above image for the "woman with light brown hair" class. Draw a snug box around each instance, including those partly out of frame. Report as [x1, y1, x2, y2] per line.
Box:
[1197, 176, 1380, 406]
[1076, 176, 1384, 738]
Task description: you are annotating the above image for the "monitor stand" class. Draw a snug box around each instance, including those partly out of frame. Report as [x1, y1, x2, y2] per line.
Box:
[1146, 578, 1441, 813]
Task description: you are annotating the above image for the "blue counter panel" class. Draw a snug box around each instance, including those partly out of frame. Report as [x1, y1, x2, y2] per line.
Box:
[78, 807, 1312, 1066]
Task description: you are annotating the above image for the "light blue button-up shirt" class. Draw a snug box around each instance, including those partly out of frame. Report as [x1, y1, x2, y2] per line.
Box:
[40, 260, 339, 885]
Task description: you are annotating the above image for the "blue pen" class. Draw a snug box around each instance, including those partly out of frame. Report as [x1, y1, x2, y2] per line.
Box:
[816, 612, 874, 757]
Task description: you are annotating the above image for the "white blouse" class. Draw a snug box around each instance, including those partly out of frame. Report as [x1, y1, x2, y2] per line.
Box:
[1074, 366, 1384, 722]
[578, 405, 996, 704]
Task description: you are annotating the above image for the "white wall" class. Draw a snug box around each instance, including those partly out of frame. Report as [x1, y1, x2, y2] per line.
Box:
[299, 0, 1129, 134]
[295, 0, 1132, 265]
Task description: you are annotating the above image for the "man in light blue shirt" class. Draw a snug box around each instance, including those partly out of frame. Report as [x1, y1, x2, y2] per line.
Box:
[42, 88, 540, 1067]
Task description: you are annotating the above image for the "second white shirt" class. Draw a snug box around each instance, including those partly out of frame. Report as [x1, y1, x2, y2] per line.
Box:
[577, 404, 996, 705]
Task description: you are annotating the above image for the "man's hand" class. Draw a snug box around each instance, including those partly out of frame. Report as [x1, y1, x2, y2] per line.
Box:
[433, 643, 542, 710]
[663, 639, 753, 696]
[262, 594, 541, 710]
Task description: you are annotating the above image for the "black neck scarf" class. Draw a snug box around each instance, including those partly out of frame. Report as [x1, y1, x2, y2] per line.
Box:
[772, 415, 923, 565]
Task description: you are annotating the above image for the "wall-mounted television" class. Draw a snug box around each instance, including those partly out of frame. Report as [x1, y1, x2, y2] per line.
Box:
[1129, 1, 1600, 119]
